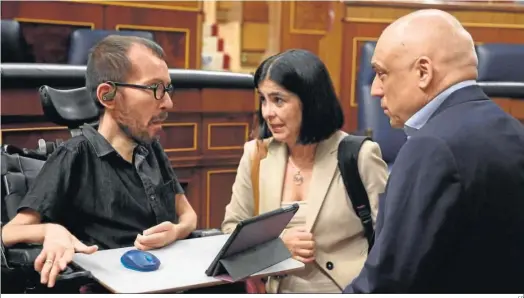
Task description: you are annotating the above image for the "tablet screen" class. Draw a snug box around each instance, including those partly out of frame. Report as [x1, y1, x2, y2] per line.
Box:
[205, 203, 299, 277]
[222, 203, 299, 258]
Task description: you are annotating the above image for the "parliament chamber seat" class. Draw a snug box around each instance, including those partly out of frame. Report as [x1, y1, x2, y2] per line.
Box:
[476, 43, 524, 124]
[476, 43, 524, 85]
[68, 29, 155, 65]
[356, 41, 407, 170]
[1, 20, 33, 63]
[354, 42, 524, 170]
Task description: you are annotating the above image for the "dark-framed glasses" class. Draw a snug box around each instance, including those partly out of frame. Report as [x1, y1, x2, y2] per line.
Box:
[108, 81, 174, 100]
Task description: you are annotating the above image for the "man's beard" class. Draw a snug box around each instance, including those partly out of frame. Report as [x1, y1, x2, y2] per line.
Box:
[113, 110, 154, 145]
[117, 121, 154, 145]
[113, 102, 168, 145]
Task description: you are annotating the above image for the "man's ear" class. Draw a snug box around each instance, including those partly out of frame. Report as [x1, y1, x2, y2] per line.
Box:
[96, 82, 117, 110]
[416, 56, 433, 89]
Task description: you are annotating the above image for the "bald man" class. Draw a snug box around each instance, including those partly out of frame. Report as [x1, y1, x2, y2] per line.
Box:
[344, 9, 524, 293]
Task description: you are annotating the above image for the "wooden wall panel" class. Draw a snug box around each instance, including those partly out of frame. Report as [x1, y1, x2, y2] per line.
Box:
[18, 23, 83, 64]
[170, 89, 203, 113]
[216, 1, 242, 23]
[1, 1, 201, 68]
[104, 5, 198, 69]
[240, 1, 269, 68]
[116, 1, 200, 11]
[1, 1, 104, 25]
[203, 116, 251, 156]
[0, 127, 69, 150]
[1, 1, 102, 64]
[340, 1, 524, 131]
[243, 1, 269, 23]
[278, 1, 346, 129]
[280, 2, 321, 55]
[290, 1, 330, 35]
[206, 169, 237, 228]
[69, 1, 202, 11]
[511, 101, 524, 121]
[201, 89, 256, 113]
[0, 91, 43, 116]
[494, 99, 524, 123]
[242, 23, 269, 51]
[159, 123, 199, 153]
[172, 167, 204, 227]
[208, 123, 250, 150]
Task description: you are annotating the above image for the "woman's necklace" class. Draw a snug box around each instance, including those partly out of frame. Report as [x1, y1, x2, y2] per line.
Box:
[288, 158, 304, 185]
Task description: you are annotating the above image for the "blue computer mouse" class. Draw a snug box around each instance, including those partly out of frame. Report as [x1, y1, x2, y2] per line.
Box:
[120, 249, 161, 272]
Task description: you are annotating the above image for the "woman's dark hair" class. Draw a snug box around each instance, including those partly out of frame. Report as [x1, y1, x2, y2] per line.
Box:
[253, 49, 344, 144]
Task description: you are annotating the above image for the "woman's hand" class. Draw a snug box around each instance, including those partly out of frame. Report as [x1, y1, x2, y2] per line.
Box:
[281, 227, 316, 263]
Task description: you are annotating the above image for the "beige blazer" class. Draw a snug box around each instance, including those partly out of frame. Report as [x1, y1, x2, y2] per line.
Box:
[222, 130, 389, 292]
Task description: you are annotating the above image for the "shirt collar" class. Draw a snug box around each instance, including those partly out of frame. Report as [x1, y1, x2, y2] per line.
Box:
[82, 124, 158, 158]
[82, 124, 116, 157]
[404, 80, 477, 137]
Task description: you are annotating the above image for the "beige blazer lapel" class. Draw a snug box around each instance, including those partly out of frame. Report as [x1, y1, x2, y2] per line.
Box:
[259, 140, 287, 214]
[304, 132, 341, 232]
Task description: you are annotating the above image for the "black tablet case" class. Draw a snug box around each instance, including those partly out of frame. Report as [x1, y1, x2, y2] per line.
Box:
[205, 204, 299, 281]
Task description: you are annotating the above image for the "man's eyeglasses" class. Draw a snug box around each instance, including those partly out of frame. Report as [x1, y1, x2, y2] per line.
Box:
[108, 81, 174, 100]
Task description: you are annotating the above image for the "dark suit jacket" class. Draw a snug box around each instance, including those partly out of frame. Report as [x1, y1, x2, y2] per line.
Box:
[344, 85, 524, 293]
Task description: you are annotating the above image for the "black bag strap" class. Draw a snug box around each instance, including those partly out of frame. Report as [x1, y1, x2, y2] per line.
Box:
[337, 135, 375, 252]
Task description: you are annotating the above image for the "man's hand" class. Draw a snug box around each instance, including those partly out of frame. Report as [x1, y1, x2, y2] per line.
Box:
[34, 224, 98, 288]
[281, 227, 316, 263]
[134, 221, 178, 251]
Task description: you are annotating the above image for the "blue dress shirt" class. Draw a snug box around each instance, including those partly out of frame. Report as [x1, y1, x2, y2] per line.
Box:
[404, 80, 477, 138]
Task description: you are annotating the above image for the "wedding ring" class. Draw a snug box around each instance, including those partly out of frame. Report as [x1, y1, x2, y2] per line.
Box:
[45, 259, 54, 264]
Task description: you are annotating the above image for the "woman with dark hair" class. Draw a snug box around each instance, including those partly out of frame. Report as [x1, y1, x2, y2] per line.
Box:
[222, 49, 388, 293]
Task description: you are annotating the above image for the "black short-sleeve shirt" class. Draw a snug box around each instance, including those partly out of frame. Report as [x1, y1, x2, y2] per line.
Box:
[18, 125, 184, 249]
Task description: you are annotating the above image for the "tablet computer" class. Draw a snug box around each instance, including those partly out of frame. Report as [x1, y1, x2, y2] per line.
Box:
[205, 203, 299, 277]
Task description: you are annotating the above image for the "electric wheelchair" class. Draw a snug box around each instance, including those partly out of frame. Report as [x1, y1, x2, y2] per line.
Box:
[1, 85, 224, 293]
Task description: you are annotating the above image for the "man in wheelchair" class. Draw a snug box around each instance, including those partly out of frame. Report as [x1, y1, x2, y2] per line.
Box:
[1, 35, 198, 291]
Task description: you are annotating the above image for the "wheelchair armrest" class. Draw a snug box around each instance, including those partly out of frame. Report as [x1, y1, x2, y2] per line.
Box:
[4, 244, 43, 267]
[2, 243, 92, 283]
[55, 263, 92, 282]
[186, 229, 223, 239]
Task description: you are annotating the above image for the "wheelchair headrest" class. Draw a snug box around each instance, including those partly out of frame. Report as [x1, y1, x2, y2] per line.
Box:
[39, 86, 100, 128]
